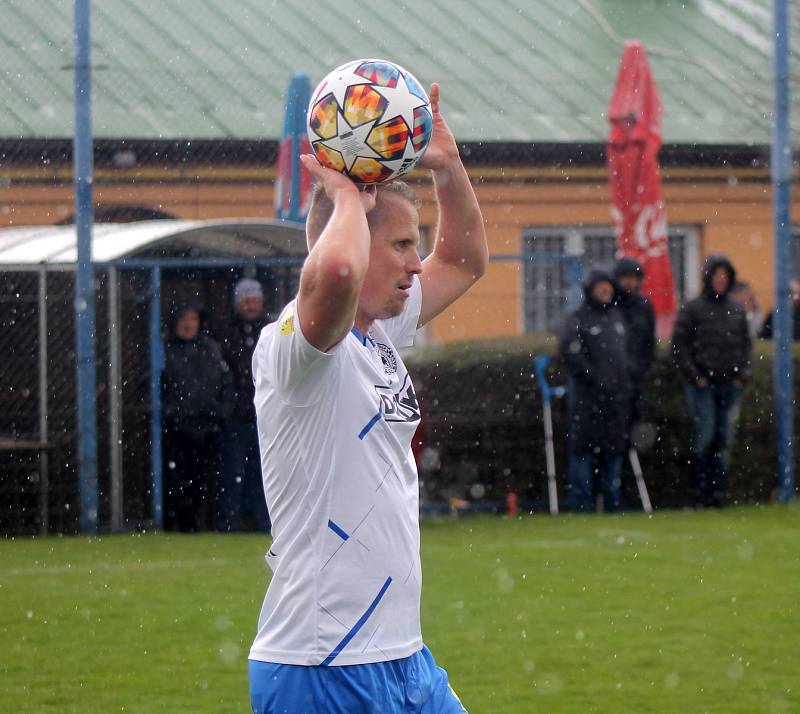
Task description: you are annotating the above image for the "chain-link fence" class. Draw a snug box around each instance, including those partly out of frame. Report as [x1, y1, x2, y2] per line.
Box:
[1, 270, 75, 534]
[0, 259, 301, 536]
[7, 238, 797, 534]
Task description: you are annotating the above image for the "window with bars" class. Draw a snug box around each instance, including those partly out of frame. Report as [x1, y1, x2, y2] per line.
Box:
[522, 226, 699, 334]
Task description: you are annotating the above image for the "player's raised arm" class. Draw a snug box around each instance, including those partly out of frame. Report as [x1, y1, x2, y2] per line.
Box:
[297, 155, 376, 352]
[417, 82, 489, 327]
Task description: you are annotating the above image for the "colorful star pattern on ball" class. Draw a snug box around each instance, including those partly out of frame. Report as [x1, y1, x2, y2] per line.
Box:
[412, 106, 433, 152]
[307, 59, 433, 183]
[368, 116, 410, 160]
[343, 84, 388, 129]
[354, 60, 401, 88]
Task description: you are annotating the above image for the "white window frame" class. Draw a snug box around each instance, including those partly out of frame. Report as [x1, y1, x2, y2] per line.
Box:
[520, 224, 700, 334]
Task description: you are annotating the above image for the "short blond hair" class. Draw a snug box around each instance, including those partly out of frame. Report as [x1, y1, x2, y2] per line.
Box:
[306, 180, 420, 250]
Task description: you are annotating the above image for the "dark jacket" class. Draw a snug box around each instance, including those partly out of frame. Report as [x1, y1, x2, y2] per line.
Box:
[757, 305, 800, 341]
[613, 257, 656, 384]
[615, 291, 656, 384]
[559, 270, 632, 454]
[218, 313, 268, 421]
[163, 308, 234, 440]
[672, 255, 751, 384]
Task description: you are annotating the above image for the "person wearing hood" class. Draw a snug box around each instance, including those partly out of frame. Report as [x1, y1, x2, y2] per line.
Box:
[162, 303, 234, 532]
[559, 269, 632, 512]
[216, 278, 271, 533]
[672, 255, 751, 508]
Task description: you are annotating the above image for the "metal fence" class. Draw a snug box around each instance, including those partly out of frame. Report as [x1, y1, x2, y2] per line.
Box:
[4, 244, 798, 534]
[0, 251, 629, 535]
[0, 259, 300, 535]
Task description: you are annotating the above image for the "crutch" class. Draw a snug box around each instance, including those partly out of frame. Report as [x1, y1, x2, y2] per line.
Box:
[533, 356, 566, 515]
[628, 438, 653, 514]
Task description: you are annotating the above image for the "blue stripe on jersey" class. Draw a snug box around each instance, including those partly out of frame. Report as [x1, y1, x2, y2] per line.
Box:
[320, 576, 393, 667]
[358, 407, 382, 440]
[327, 519, 349, 541]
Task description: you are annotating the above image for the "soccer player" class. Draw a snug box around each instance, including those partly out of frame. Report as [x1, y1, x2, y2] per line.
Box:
[248, 83, 487, 713]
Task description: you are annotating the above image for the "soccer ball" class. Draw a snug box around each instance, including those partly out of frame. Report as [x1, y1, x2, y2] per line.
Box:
[307, 59, 433, 183]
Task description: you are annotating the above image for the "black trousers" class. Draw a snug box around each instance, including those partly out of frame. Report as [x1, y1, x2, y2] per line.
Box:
[162, 429, 222, 532]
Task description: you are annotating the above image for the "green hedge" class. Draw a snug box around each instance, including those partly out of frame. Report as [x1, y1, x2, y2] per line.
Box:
[406, 337, 800, 509]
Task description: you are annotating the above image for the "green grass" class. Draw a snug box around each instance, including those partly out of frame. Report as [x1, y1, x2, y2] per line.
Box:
[1, 506, 798, 713]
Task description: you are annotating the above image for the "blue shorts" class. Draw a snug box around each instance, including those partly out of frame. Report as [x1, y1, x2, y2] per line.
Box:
[249, 645, 467, 713]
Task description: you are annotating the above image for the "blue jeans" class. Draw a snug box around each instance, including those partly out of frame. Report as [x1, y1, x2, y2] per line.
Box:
[218, 418, 270, 532]
[684, 382, 742, 506]
[567, 451, 623, 513]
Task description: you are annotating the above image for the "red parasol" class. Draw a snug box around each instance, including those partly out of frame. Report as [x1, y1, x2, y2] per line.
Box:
[607, 41, 677, 337]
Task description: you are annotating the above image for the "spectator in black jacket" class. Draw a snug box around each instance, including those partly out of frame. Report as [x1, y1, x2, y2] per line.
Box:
[672, 255, 751, 508]
[757, 279, 800, 340]
[613, 257, 656, 424]
[162, 304, 233, 532]
[217, 278, 270, 532]
[559, 269, 632, 512]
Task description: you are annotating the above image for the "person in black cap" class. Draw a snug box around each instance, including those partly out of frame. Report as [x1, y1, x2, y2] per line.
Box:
[672, 254, 751, 508]
[614, 257, 656, 414]
[217, 278, 271, 532]
[559, 269, 632, 512]
[162, 303, 234, 532]
[614, 257, 656, 509]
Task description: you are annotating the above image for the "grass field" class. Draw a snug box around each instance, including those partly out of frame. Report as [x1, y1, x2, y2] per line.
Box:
[1, 505, 798, 713]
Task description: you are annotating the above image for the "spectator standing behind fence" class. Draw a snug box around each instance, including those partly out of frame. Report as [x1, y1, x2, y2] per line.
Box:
[559, 269, 632, 512]
[672, 255, 751, 508]
[729, 280, 764, 339]
[162, 304, 233, 532]
[758, 278, 800, 340]
[613, 257, 656, 423]
[217, 278, 271, 533]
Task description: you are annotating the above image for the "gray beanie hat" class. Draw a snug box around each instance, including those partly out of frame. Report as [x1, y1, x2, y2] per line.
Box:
[234, 277, 263, 302]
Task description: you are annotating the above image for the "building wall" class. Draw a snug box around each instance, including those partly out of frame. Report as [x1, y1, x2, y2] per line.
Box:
[1, 166, 796, 344]
[432, 177, 787, 344]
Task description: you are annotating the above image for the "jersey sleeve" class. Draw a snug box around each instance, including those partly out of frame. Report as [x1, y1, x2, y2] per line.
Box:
[253, 299, 344, 406]
[377, 276, 422, 349]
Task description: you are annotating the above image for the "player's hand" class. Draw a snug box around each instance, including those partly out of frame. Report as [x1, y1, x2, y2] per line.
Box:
[696, 377, 709, 388]
[300, 154, 377, 214]
[417, 83, 460, 171]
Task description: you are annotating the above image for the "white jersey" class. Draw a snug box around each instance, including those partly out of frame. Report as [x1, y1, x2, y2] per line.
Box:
[248, 278, 424, 667]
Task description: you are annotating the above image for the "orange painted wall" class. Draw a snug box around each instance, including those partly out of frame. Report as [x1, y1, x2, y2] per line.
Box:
[419, 178, 797, 343]
[2, 168, 798, 344]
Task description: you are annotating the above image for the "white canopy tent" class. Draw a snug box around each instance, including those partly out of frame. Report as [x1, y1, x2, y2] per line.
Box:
[0, 218, 307, 266]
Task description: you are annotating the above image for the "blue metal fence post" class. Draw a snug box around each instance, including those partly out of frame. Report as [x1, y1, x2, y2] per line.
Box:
[565, 256, 584, 314]
[73, 0, 98, 532]
[772, 0, 795, 502]
[288, 72, 311, 223]
[149, 267, 164, 527]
